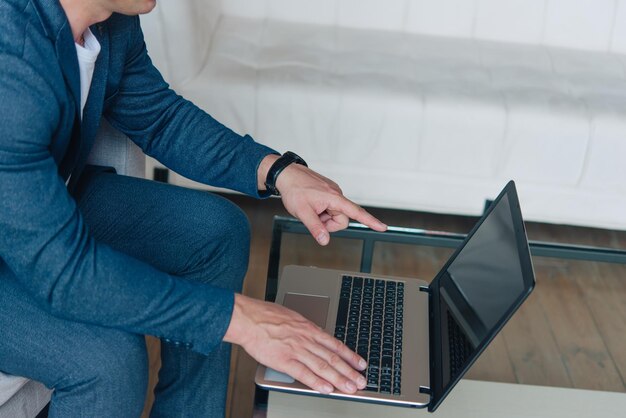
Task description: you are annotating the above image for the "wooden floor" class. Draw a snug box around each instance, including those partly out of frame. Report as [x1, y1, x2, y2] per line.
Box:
[142, 193, 626, 418]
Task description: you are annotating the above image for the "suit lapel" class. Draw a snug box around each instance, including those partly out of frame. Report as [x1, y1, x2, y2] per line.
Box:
[81, 23, 109, 154]
[67, 23, 110, 190]
[55, 25, 81, 118]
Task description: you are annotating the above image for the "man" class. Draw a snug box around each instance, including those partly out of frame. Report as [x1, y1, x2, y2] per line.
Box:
[0, 0, 387, 416]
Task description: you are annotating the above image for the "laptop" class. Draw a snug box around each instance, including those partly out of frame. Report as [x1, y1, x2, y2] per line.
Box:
[255, 181, 535, 412]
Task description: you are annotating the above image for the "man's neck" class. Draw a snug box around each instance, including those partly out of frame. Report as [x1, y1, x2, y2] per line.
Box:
[59, 0, 111, 44]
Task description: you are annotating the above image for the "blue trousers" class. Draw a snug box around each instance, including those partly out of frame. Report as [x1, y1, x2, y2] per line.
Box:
[0, 171, 250, 417]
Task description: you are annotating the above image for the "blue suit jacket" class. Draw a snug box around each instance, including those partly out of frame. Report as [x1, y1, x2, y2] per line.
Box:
[0, 0, 276, 354]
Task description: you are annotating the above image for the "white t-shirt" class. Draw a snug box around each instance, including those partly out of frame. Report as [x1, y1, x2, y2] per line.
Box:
[74, 28, 101, 119]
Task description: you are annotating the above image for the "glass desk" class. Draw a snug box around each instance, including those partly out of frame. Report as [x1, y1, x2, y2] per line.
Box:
[253, 216, 626, 416]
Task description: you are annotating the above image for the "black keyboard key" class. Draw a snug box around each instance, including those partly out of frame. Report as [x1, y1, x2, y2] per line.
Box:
[380, 377, 392, 394]
[336, 301, 350, 329]
[365, 381, 379, 391]
[381, 355, 393, 369]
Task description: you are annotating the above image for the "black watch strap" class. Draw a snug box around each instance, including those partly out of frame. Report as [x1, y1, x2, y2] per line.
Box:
[264, 151, 307, 196]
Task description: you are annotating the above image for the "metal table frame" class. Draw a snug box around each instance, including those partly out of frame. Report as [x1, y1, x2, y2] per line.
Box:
[264, 216, 626, 303]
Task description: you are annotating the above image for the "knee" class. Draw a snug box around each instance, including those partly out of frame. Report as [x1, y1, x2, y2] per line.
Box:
[190, 196, 251, 290]
[57, 333, 147, 415]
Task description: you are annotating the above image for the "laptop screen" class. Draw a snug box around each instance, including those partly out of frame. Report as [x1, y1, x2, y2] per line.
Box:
[429, 181, 535, 411]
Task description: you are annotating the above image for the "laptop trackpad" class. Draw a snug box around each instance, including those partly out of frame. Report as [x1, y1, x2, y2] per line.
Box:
[264, 293, 330, 384]
[284, 293, 330, 328]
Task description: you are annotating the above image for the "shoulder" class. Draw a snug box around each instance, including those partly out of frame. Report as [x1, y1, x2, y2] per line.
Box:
[0, 0, 54, 90]
[1, 0, 58, 74]
[0, 0, 32, 56]
[0, 1, 60, 131]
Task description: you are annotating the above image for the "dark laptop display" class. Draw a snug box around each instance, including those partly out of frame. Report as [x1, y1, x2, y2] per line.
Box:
[428, 181, 535, 411]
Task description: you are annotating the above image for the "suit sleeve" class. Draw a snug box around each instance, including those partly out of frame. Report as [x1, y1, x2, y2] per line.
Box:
[0, 54, 234, 355]
[104, 17, 278, 198]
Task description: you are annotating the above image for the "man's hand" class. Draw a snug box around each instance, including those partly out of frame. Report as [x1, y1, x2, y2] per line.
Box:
[258, 154, 387, 245]
[223, 294, 367, 394]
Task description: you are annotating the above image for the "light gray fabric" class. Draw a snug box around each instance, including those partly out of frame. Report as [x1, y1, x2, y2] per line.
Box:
[86, 118, 146, 178]
[0, 373, 28, 405]
[0, 379, 51, 418]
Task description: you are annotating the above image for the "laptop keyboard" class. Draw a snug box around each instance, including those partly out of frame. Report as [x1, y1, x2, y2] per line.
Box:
[334, 275, 404, 395]
[447, 311, 474, 379]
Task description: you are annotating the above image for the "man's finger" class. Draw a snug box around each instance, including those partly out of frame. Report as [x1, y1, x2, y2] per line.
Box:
[286, 360, 334, 394]
[330, 197, 387, 232]
[305, 340, 367, 391]
[297, 206, 330, 245]
[296, 345, 361, 394]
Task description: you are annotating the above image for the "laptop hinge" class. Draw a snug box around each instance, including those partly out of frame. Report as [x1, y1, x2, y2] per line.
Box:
[419, 285, 431, 293]
[419, 386, 432, 395]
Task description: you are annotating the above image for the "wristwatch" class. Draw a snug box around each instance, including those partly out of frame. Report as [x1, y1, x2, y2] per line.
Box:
[264, 151, 308, 196]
